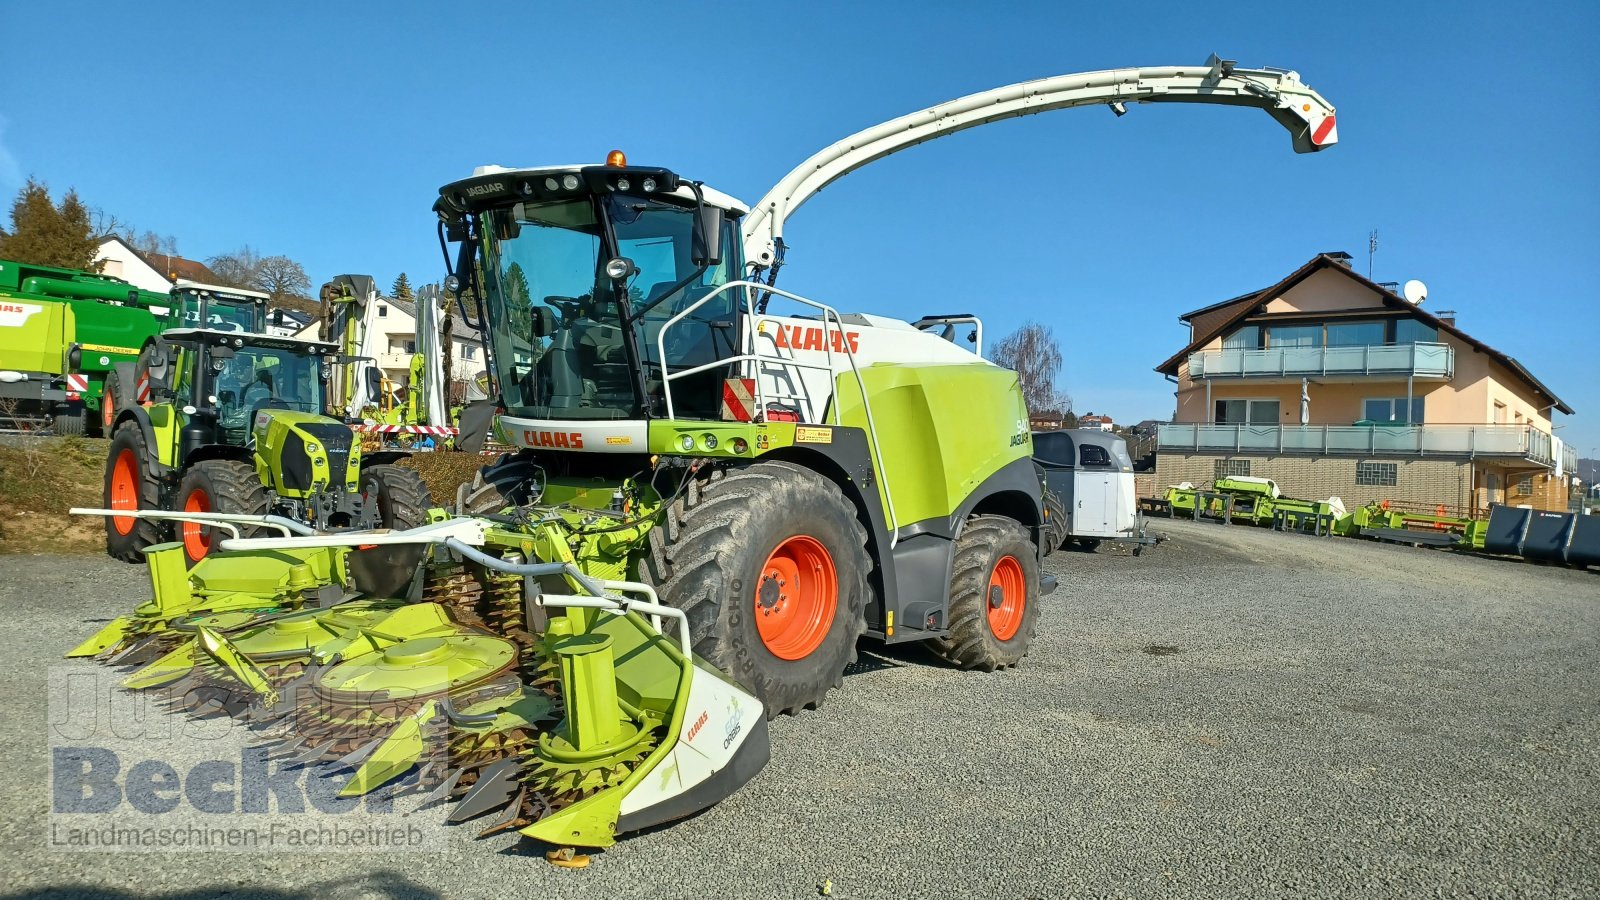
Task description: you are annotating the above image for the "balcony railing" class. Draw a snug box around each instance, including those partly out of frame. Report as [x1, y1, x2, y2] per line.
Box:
[1187, 342, 1453, 380]
[1157, 422, 1560, 465]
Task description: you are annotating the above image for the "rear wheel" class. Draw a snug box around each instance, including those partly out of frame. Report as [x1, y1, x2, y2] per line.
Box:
[359, 464, 432, 530]
[53, 405, 87, 437]
[1040, 488, 1067, 557]
[459, 454, 544, 515]
[931, 515, 1039, 671]
[175, 460, 271, 567]
[644, 461, 870, 717]
[104, 421, 165, 562]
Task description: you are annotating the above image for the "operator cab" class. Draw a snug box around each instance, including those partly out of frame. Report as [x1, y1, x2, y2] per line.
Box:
[170, 280, 271, 334]
[154, 329, 337, 445]
[436, 158, 748, 424]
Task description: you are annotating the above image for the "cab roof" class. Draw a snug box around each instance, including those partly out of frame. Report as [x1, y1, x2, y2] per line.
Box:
[462, 164, 750, 215]
[172, 279, 271, 301]
[162, 328, 338, 353]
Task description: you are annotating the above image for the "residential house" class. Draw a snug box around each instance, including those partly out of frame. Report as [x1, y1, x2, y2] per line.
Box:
[1078, 414, 1113, 432]
[93, 237, 218, 292]
[1154, 253, 1576, 514]
[295, 295, 486, 393]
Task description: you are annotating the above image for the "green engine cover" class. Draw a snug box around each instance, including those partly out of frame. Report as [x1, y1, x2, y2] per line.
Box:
[252, 409, 363, 498]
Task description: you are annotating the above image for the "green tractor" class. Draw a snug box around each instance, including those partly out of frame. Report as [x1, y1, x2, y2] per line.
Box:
[102, 327, 432, 565]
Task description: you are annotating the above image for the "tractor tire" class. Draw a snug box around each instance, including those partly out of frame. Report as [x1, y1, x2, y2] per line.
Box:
[53, 406, 87, 437]
[459, 454, 544, 515]
[104, 420, 166, 563]
[931, 515, 1040, 672]
[1040, 488, 1068, 557]
[174, 460, 271, 567]
[359, 464, 432, 530]
[643, 461, 870, 717]
[102, 364, 136, 435]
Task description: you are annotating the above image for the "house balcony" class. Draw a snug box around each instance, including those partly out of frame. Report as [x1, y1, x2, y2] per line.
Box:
[1186, 342, 1453, 381]
[1157, 422, 1567, 468]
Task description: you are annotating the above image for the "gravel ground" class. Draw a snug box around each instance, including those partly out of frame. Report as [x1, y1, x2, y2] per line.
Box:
[2, 521, 1597, 899]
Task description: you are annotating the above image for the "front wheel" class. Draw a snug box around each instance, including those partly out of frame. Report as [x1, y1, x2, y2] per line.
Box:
[104, 421, 165, 562]
[931, 515, 1040, 671]
[175, 460, 271, 567]
[359, 464, 432, 530]
[644, 461, 871, 717]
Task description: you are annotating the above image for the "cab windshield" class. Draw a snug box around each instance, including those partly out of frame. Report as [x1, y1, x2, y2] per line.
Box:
[480, 193, 740, 420]
[178, 294, 260, 333]
[213, 345, 325, 436]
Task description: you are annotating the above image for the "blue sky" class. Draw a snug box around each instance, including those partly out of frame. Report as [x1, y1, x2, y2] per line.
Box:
[3, 1, 1596, 453]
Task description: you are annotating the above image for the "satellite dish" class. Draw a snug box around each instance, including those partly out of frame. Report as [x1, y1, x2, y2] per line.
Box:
[1402, 279, 1428, 305]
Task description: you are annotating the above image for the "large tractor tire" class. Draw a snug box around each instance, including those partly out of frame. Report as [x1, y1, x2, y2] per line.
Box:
[1040, 488, 1068, 557]
[359, 464, 432, 530]
[102, 363, 137, 435]
[53, 405, 87, 437]
[643, 461, 871, 717]
[931, 515, 1040, 672]
[104, 421, 166, 562]
[174, 459, 271, 567]
[459, 454, 544, 515]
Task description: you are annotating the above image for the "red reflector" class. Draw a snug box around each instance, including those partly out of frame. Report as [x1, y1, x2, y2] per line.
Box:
[1311, 115, 1337, 146]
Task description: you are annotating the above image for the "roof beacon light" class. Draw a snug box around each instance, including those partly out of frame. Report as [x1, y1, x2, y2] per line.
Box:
[606, 149, 627, 167]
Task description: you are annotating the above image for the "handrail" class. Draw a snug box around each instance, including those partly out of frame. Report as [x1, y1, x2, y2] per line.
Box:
[1188, 342, 1454, 379]
[655, 279, 900, 545]
[69, 507, 308, 537]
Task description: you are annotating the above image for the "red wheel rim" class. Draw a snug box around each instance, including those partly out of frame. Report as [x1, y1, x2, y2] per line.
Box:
[109, 449, 139, 536]
[101, 390, 114, 431]
[753, 535, 838, 660]
[986, 555, 1026, 641]
[181, 488, 212, 561]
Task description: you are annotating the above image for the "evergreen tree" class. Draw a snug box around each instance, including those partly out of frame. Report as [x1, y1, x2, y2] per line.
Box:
[391, 272, 414, 301]
[0, 177, 99, 270]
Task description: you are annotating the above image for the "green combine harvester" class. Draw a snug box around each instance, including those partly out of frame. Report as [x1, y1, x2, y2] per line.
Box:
[0, 257, 270, 435]
[65, 57, 1339, 857]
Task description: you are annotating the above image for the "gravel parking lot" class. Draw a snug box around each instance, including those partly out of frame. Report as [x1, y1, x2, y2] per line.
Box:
[2, 520, 1597, 899]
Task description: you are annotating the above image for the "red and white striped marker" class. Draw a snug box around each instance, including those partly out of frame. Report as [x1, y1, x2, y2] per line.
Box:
[721, 378, 756, 422]
[351, 423, 459, 436]
[65, 374, 89, 401]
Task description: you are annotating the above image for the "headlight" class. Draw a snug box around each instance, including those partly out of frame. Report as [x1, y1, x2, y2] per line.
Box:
[444, 274, 460, 294]
[615, 177, 630, 191]
[702, 434, 718, 450]
[305, 442, 319, 452]
[642, 177, 657, 193]
[679, 434, 694, 451]
[544, 177, 559, 191]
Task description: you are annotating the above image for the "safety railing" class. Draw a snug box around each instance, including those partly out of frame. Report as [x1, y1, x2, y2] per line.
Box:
[1156, 422, 1558, 464]
[1187, 342, 1454, 380]
[656, 279, 900, 544]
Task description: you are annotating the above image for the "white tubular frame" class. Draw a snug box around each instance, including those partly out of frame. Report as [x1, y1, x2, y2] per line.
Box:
[741, 57, 1337, 268]
[216, 516, 487, 552]
[68, 507, 308, 538]
[656, 279, 900, 544]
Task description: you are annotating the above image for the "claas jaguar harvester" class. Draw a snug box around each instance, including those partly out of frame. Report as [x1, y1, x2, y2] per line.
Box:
[66, 57, 1337, 857]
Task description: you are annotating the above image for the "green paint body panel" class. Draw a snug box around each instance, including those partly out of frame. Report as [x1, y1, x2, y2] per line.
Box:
[832, 362, 1031, 525]
[0, 257, 167, 411]
[250, 408, 365, 497]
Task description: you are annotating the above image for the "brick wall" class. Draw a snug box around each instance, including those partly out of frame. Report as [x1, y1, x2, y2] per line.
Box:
[1506, 470, 1573, 512]
[1154, 452, 1474, 511]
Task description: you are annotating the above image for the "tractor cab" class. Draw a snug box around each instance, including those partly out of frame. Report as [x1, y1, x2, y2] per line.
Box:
[436, 160, 747, 429]
[167, 280, 271, 334]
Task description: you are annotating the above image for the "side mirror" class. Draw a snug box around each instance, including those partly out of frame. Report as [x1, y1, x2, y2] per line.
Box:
[692, 205, 724, 266]
[532, 306, 557, 338]
[364, 367, 382, 401]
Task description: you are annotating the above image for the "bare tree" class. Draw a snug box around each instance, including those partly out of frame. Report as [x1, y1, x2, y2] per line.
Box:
[207, 246, 264, 290]
[989, 320, 1072, 417]
[257, 255, 311, 302]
